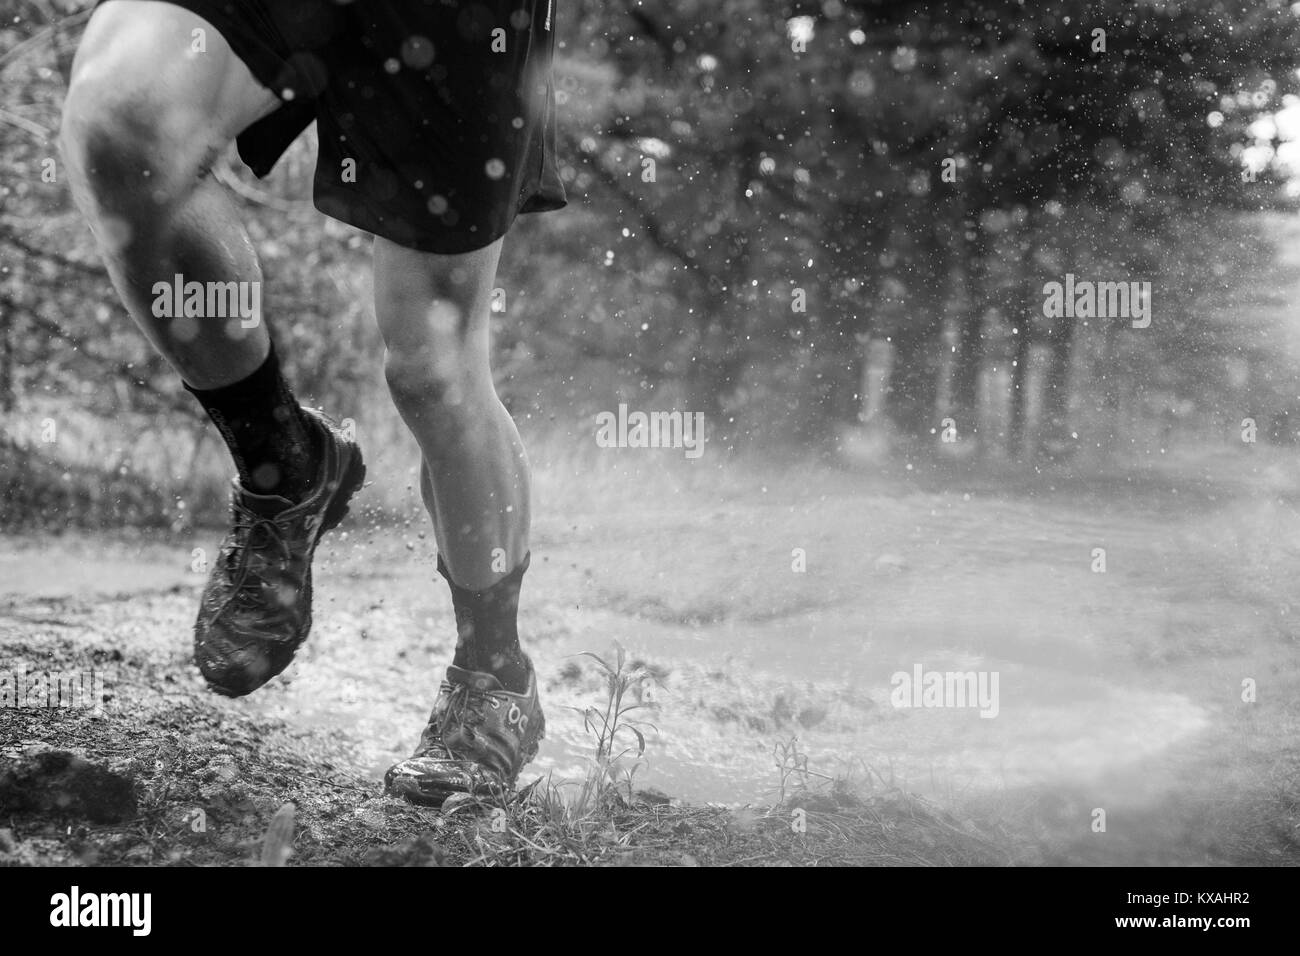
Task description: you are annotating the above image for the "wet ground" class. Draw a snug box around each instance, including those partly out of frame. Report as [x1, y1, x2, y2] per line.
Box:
[1, 446, 1298, 865]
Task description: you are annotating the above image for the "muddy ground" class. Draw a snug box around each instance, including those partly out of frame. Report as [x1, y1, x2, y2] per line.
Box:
[2, 448, 1298, 865]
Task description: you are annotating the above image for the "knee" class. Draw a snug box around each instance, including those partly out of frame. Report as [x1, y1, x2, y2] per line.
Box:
[384, 350, 476, 413]
[60, 78, 200, 225]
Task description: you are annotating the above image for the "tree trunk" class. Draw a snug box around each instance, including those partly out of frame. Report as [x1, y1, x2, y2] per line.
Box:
[825, 216, 888, 428]
[1094, 317, 1123, 458]
[1006, 219, 1041, 459]
[0, 296, 14, 415]
[1007, 322, 1032, 456]
[886, 225, 947, 442]
[1039, 311, 1077, 460]
[949, 237, 987, 449]
[888, 326, 941, 439]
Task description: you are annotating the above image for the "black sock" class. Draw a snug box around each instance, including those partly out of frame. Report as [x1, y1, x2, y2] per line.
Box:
[439, 552, 530, 693]
[184, 341, 321, 500]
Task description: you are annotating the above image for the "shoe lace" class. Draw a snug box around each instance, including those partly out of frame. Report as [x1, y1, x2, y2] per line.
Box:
[224, 501, 294, 607]
[437, 682, 503, 740]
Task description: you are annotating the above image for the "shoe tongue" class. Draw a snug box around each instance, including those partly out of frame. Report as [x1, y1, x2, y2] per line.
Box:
[446, 665, 504, 693]
[234, 481, 294, 517]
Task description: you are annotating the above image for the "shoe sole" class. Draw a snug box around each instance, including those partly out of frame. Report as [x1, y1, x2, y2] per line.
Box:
[285, 430, 367, 646]
[320, 439, 367, 538]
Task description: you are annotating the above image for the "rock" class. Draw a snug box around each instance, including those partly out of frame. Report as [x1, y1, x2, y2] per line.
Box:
[634, 788, 673, 806]
[361, 833, 445, 867]
[0, 750, 136, 823]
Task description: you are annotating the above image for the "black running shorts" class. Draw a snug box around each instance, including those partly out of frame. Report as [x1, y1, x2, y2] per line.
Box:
[99, 0, 567, 253]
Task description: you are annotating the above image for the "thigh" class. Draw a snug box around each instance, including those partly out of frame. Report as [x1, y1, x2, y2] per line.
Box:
[69, 0, 281, 153]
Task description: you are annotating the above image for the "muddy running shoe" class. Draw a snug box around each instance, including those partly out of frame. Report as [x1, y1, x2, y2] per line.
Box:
[193, 408, 365, 697]
[384, 659, 545, 806]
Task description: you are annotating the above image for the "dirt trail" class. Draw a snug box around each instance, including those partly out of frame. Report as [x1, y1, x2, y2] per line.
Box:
[1, 451, 1297, 865]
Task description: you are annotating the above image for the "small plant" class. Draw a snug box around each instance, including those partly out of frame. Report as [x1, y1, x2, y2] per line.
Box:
[565, 643, 658, 816]
[771, 735, 832, 805]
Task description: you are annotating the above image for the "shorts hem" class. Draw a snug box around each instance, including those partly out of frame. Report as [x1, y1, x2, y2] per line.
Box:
[316, 194, 566, 254]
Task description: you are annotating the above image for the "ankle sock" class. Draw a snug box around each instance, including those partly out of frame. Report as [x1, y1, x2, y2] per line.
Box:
[439, 552, 530, 693]
[185, 341, 322, 500]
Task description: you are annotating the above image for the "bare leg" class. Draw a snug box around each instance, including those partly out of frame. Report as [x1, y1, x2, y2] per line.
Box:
[372, 237, 529, 589]
[60, 0, 280, 389]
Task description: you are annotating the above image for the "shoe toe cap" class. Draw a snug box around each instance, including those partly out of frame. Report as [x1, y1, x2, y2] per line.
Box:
[194, 632, 283, 697]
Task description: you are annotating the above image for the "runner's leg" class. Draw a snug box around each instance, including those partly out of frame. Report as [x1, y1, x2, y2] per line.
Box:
[373, 236, 532, 689]
[59, 1, 367, 700]
[373, 236, 529, 587]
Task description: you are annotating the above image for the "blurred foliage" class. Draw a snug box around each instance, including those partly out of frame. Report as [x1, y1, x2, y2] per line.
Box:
[4, 0, 1300, 527]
